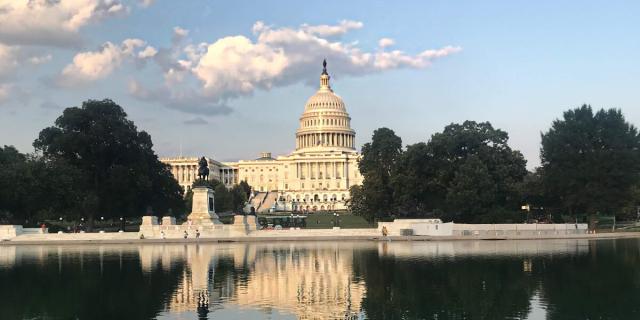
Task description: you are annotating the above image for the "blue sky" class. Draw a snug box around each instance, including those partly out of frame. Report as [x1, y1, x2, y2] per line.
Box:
[1, 0, 639, 168]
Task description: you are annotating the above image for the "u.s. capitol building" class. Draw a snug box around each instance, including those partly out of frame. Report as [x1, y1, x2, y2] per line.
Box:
[161, 61, 363, 212]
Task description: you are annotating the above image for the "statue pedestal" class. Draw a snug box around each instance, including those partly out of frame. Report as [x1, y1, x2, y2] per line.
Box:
[228, 215, 255, 236]
[186, 186, 221, 225]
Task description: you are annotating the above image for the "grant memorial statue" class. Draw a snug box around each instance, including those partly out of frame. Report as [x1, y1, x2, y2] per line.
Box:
[187, 156, 220, 225]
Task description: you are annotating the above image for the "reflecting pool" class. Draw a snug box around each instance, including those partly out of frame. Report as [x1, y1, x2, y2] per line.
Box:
[1, 239, 639, 319]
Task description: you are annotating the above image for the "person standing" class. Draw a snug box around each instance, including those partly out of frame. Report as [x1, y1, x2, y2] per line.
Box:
[196, 229, 200, 239]
[183, 231, 188, 239]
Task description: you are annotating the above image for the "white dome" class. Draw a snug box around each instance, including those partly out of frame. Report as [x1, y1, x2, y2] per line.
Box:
[304, 89, 346, 112]
[295, 60, 356, 153]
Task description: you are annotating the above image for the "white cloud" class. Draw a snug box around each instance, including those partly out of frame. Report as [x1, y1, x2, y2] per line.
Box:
[174, 26, 189, 38]
[193, 36, 289, 99]
[138, 46, 158, 59]
[378, 38, 395, 48]
[29, 54, 53, 65]
[189, 20, 461, 102]
[139, 0, 155, 7]
[56, 38, 148, 86]
[128, 20, 461, 115]
[0, 0, 129, 47]
[300, 20, 363, 37]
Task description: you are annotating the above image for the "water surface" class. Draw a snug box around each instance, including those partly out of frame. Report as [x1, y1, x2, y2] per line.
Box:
[1, 239, 639, 319]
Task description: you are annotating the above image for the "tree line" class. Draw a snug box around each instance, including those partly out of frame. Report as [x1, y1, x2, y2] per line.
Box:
[0, 99, 251, 227]
[350, 105, 640, 223]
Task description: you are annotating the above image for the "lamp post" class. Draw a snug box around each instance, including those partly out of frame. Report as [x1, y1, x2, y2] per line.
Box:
[521, 204, 530, 223]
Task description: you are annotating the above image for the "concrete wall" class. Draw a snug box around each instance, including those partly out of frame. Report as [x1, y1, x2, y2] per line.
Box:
[0, 225, 23, 240]
[376, 219, 589, 238]
[452, 223, 588, 237]
[378, 219, 453, 236]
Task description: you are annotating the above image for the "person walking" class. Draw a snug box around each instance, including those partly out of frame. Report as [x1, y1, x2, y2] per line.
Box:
[196, 229, 200, 239]
[160, 231, 166, 239]
[183, 230, 188, 239]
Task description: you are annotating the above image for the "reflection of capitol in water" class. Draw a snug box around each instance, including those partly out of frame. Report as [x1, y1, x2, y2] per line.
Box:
[138, 242, 369, 319]
[0, 240, 591, 319]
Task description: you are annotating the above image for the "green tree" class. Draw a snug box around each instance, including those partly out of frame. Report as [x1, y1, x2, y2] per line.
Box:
[351, 128, 402, 221]
[540, 105, 640, 215]
[391, 142, 439, 216]
[0, 146, 83, 224]
[32, 99, 184, 227]
[230, 184, 249, 212]
[425, 121, 527, 221]
[0, 146, 30, 223]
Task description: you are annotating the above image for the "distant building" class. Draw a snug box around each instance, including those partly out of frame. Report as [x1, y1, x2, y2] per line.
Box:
[161, 61, 363, 212]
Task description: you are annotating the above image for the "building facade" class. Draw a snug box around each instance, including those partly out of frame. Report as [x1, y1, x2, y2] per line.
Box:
[161, 61, 363, 212]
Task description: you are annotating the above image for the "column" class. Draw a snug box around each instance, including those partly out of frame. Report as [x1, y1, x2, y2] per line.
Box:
[343, 162, 347, 178]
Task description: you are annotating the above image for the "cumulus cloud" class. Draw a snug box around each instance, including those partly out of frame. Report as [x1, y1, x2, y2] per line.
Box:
[137, 46, 158, 59]
[191, 20, 461, 100]
[128, 20, 461, 115]
[299, 20, 363, 37]
[378, 38, 395, 48]
[56, 38, 155, 86]
[0, 0, 129, 47]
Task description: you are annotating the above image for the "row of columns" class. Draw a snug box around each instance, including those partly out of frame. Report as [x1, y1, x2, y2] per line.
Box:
[295, 161, 349, 181]
[303, 118, 349, 128]
[297, 132, 354, 149]
[171, 164, 199, 185]
[219, 168, 237, 186]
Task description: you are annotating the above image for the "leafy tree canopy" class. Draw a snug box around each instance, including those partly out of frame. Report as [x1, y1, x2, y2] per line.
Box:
[351, 121, 527, 222]
[32, 99, 184, 225]
[541, 105, 640, 215]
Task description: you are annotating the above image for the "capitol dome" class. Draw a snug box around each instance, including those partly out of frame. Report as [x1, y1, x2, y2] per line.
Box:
[295, 60, 356, 153]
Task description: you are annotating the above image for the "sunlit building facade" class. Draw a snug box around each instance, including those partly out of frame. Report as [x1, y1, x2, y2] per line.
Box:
[161, 62, 363, 212]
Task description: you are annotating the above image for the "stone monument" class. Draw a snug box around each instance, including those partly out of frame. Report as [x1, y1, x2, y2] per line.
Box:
[186, 157, 221, 225]
[187, 186, 221, 225]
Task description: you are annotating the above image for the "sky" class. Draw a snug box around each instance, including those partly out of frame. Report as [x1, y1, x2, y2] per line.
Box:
[1, 0, 639, 169]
